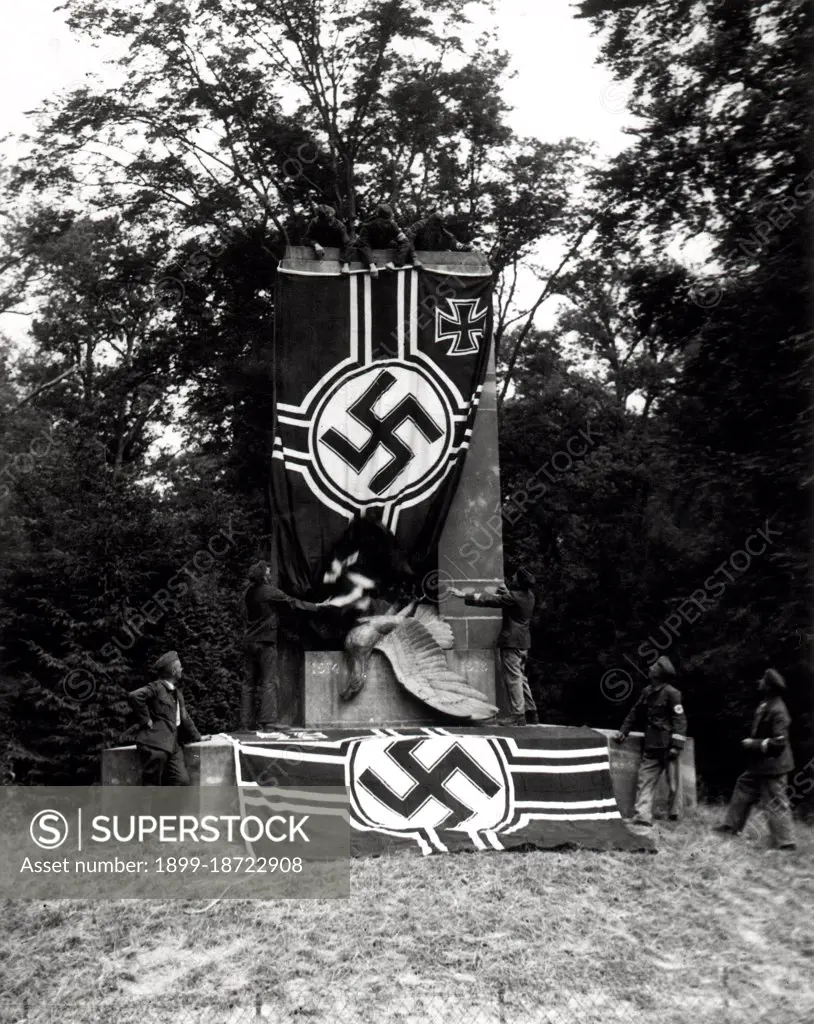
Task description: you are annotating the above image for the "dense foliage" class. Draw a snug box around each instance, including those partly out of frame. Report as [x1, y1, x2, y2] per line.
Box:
[0, 0, 809, 807]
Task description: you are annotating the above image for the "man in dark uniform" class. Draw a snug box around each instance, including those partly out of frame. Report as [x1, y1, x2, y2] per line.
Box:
[449, 568, 539, 726]
[128, 651, 206, 786]
[243, 561, 325, 731]
[357, 204, 411, 277]
[302, 204, 353, 274]
[715, 668, 796, 850]
[614, 655, 687, 825]
[407, 210, 473, 267]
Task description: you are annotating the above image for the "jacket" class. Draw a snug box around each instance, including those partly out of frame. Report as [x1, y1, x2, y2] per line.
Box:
[357, 217, 410, 267]
[408, 219, 469, 252]
[744, 696, 794, 776]
[244, 582, 322, 642]
[302, 215, 353, 263]
[128, 678, 201, 753]
[463, 586, 535, 649]
[620, 682, 687, 753]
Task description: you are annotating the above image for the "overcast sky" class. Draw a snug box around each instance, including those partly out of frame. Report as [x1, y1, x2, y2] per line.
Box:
[0, 0, 633, 346]
[0, 1, 630, 149]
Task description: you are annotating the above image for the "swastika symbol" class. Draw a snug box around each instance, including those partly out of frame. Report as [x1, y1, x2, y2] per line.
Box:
[320, 370, 443, 494]
[435, 299, 486, 356]
[358, 739, 501, 827]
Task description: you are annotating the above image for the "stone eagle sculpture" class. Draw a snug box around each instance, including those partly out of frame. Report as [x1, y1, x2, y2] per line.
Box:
[340, 599, 498, 722]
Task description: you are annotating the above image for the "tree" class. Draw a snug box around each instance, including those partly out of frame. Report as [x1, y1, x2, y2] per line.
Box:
[8, 0, 587, 468]
[14, 215, 181, 475]
[573, 0, 813, 803]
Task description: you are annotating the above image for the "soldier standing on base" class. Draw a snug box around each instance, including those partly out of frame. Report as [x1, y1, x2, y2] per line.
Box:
[614, 655, 687, 826]
[714, 668, 796, 851]
[243, 561, 326, 731]
[449, 568, 539, 727]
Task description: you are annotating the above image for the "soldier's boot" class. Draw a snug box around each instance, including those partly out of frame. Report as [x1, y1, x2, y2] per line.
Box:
[496, 711, 526, 728]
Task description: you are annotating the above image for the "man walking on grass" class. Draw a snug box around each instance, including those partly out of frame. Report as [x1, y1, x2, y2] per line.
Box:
[614, 655, 687, 826]
[714, 668, 796, 851]
[449, 568, 539, 727]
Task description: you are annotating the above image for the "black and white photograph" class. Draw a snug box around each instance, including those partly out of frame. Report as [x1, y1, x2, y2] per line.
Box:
[0, 0, 811, 1021]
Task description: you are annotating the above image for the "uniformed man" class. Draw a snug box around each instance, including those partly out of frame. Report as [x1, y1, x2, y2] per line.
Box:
[356, 204, 411, 277]
[614, 655, 687, 825]
[407, 210, 473, 266]
[128, 651, 207, 786]
[243, 561, 326, 730]
[714, 668, 796, 851]
[302, 204, 353, 274]
[449, 568, 539, 726]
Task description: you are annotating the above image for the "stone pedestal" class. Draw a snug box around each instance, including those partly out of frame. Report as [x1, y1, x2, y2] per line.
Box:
[435, 304, 504, 710]
[277, 246, 502, 725]
[101, 728, 698, 821]
[101, 739, 235, 787]
[436, 333, 504, 663]
[302, 648, 496, 728]
[593, 728, 697, 818]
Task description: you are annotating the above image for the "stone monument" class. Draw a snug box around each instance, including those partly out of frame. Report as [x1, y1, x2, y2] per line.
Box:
[272, 244, 500, 728]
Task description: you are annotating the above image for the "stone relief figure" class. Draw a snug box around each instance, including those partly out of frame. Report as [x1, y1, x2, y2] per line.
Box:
[341, 601, 497, 720]
[323, 550, 498, 721]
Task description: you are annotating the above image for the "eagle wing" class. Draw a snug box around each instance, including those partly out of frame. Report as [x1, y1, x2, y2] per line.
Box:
[411, 601, 455, 649]
[373, 618, 498, 721]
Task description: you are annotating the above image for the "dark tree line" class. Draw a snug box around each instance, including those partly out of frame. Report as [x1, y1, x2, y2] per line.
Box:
[0, 0, 810, 809]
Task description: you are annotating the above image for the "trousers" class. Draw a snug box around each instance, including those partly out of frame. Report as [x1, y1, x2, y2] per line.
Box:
[634, 751, 682, 822]
[499, 649, 537, 716]
[137, 743, 191, 786]
[243, 641, 279, 729]
[723, 771, 795, 846]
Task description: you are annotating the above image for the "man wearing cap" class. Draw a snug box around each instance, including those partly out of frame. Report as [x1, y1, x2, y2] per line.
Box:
[714, 668, 796, 850]
[614, 656, 687, 826]
[303, 204, 353, 274]
[449, 568, 539, 727]
[357, 204, 411, 277]
[243, 561, 326, 731]
[407, 210, 473, 257]
[128, 652, 205, 786]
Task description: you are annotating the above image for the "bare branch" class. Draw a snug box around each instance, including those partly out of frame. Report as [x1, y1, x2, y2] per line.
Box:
[9, 365, 80, 416]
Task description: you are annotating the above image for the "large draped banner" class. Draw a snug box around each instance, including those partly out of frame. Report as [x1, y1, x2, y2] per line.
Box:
[271, 262, 493, 592]
[234, 725, 654, 856]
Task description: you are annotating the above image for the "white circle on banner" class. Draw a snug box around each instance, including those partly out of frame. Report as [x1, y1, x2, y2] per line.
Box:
[350, 737, 509, 832]
[309, 362, 452, 507]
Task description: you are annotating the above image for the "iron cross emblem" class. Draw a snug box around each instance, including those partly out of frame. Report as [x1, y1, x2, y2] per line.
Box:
[435, 298, 487, 357]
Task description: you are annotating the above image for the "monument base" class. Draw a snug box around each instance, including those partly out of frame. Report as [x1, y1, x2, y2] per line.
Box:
[102, 727, 696, 820]
[302, 649, 497, 728]
[594, 729, 697, 818]
[103, 724, 665, 854]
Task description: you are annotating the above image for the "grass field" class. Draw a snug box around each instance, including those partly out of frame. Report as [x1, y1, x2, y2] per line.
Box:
[1, 806, 812, 1024]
